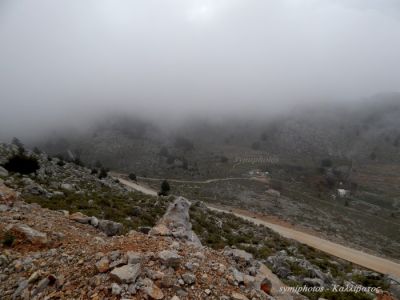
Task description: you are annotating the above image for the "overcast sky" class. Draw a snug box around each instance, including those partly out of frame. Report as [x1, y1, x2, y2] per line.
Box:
[1, 0, 400, 138]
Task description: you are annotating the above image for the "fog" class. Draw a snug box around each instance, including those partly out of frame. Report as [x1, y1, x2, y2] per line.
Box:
[1, 0, 400, 139]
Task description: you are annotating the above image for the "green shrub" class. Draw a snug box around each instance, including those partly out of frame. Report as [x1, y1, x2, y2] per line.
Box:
[98, 168, 108, 179]
[3, 153, 40, 174]
[159, 180, 170, 196]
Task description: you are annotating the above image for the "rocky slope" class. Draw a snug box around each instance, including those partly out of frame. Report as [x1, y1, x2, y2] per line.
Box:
[0, 182, 300, 300]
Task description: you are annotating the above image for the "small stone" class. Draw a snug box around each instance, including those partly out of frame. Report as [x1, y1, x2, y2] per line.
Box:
[158, 250, 181, 268]
[90, 216, 99, 227]
[28, 271, 41, 283]
[243, 275, 255, 288]
[182, 273, 196, 285]
[232, 268, 244, 283]
[111, 283, 122, 295]
[95, 257, 110, 273]
[161, 274, 176, 288]
[149, 224, 171, 236]
[126, 251, 142, 264]
[141, 278, 164, 299]
[98, 220, 123, 236]
[231, 292, 249, 300]
[69, 212, 90, 224]
[31, 277, 50, 296]
[12, 279, 28, 299]
[110, 263, 141, 283]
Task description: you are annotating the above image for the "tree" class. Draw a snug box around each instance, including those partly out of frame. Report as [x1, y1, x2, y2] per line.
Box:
[158, 180, 170, 196]
[129, 173, 137, 181]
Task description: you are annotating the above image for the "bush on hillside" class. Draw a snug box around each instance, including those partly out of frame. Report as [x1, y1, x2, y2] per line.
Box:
[3, 153, 40, 175]
[158, 180, 170, 196]
[129, 173, 137, 181]
[98, 168, 108, 179]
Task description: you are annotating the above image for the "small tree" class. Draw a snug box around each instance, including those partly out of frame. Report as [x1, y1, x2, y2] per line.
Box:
[129, 173, 137, 181]
[159, 180, 170, 196]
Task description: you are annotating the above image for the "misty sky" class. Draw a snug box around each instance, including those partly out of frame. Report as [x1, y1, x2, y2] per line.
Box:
[1, 0, 400, 138]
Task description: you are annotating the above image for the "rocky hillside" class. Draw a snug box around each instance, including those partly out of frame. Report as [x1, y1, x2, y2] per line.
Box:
[0, 184, 278, 300]
[0, 142, 399, 299]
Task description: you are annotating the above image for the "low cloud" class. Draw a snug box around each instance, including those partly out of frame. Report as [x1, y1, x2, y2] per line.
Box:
[1, 0, 400, 138]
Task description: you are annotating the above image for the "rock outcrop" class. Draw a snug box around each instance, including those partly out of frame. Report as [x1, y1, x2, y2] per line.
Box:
[150, 196, 201, 245]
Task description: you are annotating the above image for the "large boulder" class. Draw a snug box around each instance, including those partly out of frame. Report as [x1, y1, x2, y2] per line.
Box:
[6, 224, 48, 245]
[223, 247, 253, 264]
[98, 220, 123, 236]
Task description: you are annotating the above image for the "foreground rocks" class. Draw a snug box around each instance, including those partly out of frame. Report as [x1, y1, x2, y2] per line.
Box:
[0, 186, 280, 300]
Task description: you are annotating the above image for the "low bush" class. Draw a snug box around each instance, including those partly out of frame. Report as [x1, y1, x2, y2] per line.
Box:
[3, 153, 40, 174]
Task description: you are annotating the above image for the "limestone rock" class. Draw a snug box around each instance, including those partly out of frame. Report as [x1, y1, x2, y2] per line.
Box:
[158, 250, 181, 268]
[69, 212, 91, 224]
[110, 263, 141, 283]
[95, 257, 110, 273]
[6, 223, 47, 245]
[98, 219, 123, 236]
[141, 278, 164, 299]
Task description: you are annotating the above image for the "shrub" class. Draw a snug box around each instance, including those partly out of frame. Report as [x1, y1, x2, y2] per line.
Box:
[98, 168, 108, 179]
[3, 153, 40, 174]
[159, 180, 170, 196]
[129, 173, 137, 181]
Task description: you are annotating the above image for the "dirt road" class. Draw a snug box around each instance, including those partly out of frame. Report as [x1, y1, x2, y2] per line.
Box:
[114, 175, 400, 278]
[209, 205, 400, 277]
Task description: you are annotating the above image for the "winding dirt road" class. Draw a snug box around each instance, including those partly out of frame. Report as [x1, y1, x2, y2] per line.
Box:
[114, 175, 400, 278]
